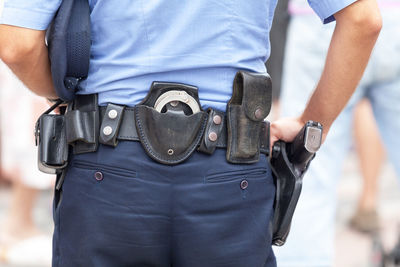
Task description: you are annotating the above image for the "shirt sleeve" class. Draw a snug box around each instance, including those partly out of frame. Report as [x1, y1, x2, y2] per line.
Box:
[0, 0, 62, 30]
[308, 0, 357, 23]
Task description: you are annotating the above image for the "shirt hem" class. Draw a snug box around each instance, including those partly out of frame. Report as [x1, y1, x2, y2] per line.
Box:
[309, 0, 357, 24]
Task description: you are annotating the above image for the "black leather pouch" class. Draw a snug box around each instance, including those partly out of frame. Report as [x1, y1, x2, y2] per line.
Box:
[35, 101, 68, 174]
[65, 94, 99, 154]
[226, 71, 272, 163]
[134, 82, 208, 165]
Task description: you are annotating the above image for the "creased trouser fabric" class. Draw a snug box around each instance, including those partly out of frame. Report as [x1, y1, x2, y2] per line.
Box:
[52, 141, 276, 267]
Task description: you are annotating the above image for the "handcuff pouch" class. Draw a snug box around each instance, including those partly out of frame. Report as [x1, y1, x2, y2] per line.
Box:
[134, 82, 208, 165]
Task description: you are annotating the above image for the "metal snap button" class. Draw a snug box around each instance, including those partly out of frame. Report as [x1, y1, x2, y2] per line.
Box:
[254, 108, 264, 120]
[108, 109, 118, 119]
[240, 179, 248, 190]
[103, 126, 113, 136]
[213, 115, 222, 125]
[208, 132, 218, 142]
[94, 171, 103, 181]
[167, 149, 174, 155]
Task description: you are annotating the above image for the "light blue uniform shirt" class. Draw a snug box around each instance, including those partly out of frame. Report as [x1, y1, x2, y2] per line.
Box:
[1, 0, 355, 110]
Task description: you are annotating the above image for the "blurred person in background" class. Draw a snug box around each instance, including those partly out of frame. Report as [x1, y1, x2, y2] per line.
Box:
[274, 0, 400, 266]
[0, 61, 54, 266]
[350, 99, 385, 233]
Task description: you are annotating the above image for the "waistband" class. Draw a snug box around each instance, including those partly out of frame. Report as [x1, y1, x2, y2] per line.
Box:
[65, 94, 270, 164]
[98, 106, 229, 149]
[65, 71, 272, 165]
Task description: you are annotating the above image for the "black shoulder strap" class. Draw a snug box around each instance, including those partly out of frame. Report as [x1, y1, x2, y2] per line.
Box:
[47, 0, 91, 101]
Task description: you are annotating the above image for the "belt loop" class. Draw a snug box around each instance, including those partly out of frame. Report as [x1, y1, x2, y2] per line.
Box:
[99, 103, 125, 147]
[198, 108, 225, 154]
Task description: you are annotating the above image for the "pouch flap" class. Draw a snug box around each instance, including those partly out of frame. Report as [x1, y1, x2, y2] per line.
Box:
[135, 106, 207, 165]
[231, 71, 272, 121]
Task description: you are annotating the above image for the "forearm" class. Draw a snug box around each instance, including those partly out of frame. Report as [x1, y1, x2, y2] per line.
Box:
[0, 25, 57, 99]
[300, 0, 382, 137]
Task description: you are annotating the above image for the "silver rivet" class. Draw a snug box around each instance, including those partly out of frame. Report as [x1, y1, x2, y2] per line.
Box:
[254, 108, 264, 120]
[167, 149, 174, 155]
[240, 179, 248, 190]
[208, 132, 218, 142]
[108, 109, 118, 119]
[94, 171, 103, 181]
[213, 115, 222, 125]
[103, 126, 113, 136]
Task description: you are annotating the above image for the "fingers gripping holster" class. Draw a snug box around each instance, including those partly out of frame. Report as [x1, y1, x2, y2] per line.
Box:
[226, 71, 272, 163]
[134, 82, 208, 165]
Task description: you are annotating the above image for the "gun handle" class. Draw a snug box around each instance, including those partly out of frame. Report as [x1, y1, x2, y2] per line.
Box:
[288, 121, 322, 170]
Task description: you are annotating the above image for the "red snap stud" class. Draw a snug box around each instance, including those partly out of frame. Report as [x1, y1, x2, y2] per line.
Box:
[94, 171, 103, 181]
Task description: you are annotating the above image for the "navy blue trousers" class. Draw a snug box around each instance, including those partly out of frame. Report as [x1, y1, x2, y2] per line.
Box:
[52, 141, 276, 266]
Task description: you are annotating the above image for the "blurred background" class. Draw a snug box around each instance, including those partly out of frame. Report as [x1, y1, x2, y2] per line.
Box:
[0, 0, 399, 266]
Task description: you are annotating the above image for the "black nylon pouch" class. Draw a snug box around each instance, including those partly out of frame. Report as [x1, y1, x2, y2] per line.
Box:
[134, 82, 208, 165]
[226, 71, 272, 163]
[35, 102, 68, 174]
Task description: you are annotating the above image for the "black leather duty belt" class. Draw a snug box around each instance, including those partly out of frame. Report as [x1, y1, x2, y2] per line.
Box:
[97, 104, 270, 156]
[66, 71, 272, 165]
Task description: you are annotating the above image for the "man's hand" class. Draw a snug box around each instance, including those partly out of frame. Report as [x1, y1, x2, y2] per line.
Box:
[0, 24, 57, 98]
[270, 117, 304, 152]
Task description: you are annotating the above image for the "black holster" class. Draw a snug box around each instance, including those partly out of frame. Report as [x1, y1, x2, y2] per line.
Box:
[270, 120, 322, 246]
[270, 141, 304, 246]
